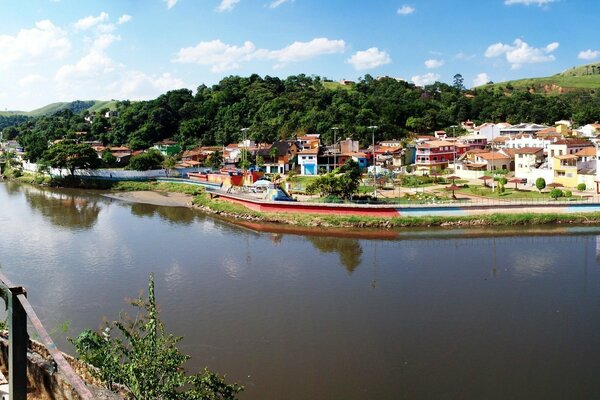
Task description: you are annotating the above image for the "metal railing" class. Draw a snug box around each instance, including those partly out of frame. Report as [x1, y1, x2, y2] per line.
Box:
[0, 271, 94, 400]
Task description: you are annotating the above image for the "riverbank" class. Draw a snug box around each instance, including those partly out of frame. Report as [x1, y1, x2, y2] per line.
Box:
[7, 174, 600, 229]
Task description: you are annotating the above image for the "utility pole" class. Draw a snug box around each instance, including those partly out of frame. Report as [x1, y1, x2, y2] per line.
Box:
[368, 125, 378, 198]
[331, 126, 339, 171]
[240, 127, 249, 185]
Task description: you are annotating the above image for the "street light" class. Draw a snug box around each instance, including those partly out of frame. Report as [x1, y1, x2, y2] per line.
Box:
[331, 126, 339, 171]
[368, 125, 378, 198]
[450, 125, 458, 172]
[240, 127, 249, 184]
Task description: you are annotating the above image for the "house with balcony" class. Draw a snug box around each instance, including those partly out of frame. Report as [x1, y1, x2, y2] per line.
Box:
[415, 140, 465, 174]
[552, 155, 579, 187]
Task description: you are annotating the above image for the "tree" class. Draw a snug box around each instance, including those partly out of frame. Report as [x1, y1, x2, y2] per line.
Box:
[453, 74, 465, 91]
[70, 274, 243, 400]
[206, 151, 223, 170]
[102, 149, 117, 167]
[535, 177, 546, 192]
[128, 149, 164, 171]
[162, 155, 178, 177]
[40, 141, 101, 176]
[306, 159, 361, 199]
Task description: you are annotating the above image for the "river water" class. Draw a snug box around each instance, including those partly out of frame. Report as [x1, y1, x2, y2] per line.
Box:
[1, 181, 600, 399]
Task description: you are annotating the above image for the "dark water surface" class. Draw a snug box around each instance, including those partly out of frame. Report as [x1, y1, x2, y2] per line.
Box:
[2, 182, 600, 399]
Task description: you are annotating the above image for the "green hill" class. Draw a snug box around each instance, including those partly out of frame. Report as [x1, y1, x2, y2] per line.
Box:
[0, 100, 118, 117]
[485, 62, 600, 93]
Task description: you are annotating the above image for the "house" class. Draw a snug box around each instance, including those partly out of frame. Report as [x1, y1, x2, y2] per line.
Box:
[577, 123, 600, 138]
[474, 122, 511, 141]
[502, 133, 559, 152]
[298, 148, 319, 175]
[153, 140, 182, 156]
[258, 140, 299, 174]
[550, 143, 597, 188]
[415, 140, 466, 174]
[548, 139, 593, 158]
[499, 123, 550, 136]
[514, 147, 544, 179]
[379, 140, 403, 148]
[296, 134, 320, 150]
[458, 134, 487, 150]
[460, 150, 513, 171]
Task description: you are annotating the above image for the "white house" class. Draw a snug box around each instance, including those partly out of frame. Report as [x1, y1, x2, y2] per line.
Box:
[514, 147, 544, 180]
[298, 148, 319, 175]
[577, 124, 600, 138]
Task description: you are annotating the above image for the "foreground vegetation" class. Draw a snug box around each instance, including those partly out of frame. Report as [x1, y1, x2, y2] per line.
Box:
[71, 274, 242, 399]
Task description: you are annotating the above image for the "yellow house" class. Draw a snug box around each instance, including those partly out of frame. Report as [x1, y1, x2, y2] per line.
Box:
[552, 155, 578, 187]
[555, 124, 571, 136]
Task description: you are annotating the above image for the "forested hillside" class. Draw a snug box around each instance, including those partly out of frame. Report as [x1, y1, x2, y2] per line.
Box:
[5, 73, 600, 161]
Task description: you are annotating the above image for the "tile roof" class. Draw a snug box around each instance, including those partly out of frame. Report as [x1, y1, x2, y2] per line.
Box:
[514, 147, 544, 154]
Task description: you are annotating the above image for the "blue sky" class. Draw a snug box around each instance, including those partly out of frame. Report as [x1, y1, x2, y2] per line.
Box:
[0, 0, 598, 110]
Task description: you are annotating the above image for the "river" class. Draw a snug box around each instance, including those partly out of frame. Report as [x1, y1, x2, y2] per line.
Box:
[1, 181, 600, 399]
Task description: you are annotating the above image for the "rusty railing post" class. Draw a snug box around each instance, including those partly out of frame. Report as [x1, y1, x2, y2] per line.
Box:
[8, 285, 27, 400]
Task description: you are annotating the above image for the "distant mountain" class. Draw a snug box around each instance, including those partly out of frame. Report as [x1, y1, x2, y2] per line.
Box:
[484, 62, 600, 93]
[0, 100, 118, 117]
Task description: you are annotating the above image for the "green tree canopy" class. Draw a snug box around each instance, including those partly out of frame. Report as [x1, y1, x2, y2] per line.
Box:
[40, 141, 101, 175]
[127, 149, 165, 171]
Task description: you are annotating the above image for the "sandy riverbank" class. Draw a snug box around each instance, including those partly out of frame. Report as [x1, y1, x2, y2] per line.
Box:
[103, 191, 193, 207]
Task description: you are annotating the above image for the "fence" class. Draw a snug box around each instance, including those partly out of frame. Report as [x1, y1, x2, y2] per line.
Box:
[0, 271, 94, 400]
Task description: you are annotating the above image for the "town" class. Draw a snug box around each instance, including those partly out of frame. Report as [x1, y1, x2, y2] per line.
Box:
[3, 115, 600, 204]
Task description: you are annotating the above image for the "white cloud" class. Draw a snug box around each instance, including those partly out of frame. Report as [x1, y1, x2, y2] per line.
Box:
[18, 74, 45, 87]
[455, 51, 475, 60]
[411, 72, 440, 87]
[424, 58, 444, 69]
[347, 47, 391, 70]
[56, 50, 116, 83]
[112, 71, 184, 98]
[484, 38, 559, 69]
[269, 0, 292, 8]
[0, 20, 70, 69]
[74, 12, 109, 31]
[173, 40, 256, 72]
[264, 38, 346, 67]
[117, 14, 132, 25]
[504, 0, 557, 5]
[216, 0, 240, 12]
[578, 49, 600, 60]
[174, 37, 346, 71]
[165, 0, 178, 9]
[472, 73, 490, 87]
[397, 5, 415, 15]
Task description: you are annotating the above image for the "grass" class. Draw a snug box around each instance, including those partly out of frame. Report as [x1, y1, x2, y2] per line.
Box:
[111, 180, 204, 195]
[456, 185, 576, 200]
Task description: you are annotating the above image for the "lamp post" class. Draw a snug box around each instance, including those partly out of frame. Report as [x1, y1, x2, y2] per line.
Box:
[240, 127, 249, 184]
[490, 123, 495, 192]
[331, 126, 339, 171]
[368, 125, 378, 198]
[450, 125, 458, 171]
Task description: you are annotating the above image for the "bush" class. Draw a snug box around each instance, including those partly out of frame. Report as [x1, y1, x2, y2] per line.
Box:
[498, 177, 508, 185]
[70, 274, 242, 399]
[535, 177, 546, 192]
[564, 190, 572, 197]
[550, 188, 563, 199]
[577, 183, 586, 191]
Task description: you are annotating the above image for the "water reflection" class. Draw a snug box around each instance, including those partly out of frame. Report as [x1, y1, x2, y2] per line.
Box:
[306, 236, 362, 273]
[21, 185, 101, 229]
[129, 202, 199, 225]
